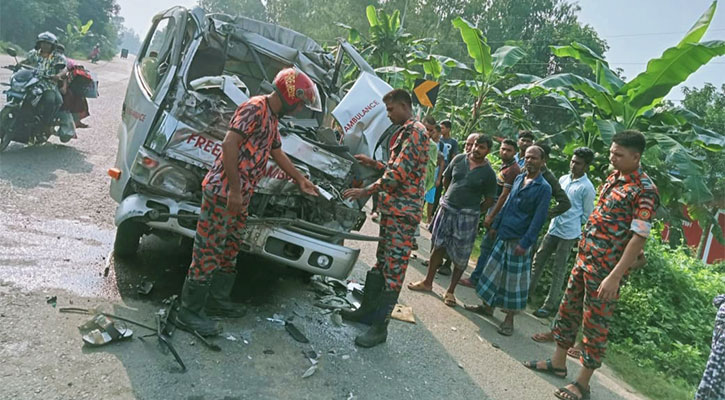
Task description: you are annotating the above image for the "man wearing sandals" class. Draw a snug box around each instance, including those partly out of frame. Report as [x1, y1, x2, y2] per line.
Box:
[464, 145, 551, 336]
[342, 89, 429, 348]
[407, 134, 497, 306]
[525, 130, 659, 400]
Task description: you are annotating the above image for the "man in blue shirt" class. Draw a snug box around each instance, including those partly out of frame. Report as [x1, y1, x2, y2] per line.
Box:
[529, 147, 597, 318]
[464, 145, 552, 336]
[513, 130, 534, 168]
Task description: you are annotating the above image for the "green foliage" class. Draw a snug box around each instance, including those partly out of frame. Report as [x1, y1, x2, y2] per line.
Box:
[0, 0, 121, 60]
[610, 239, 725, 385]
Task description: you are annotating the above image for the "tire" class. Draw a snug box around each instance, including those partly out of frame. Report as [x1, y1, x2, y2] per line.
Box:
[113, 220, 145, 258]
[0, 107, 14, 152]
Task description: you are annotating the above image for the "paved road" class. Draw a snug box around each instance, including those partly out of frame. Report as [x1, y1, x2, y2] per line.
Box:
[0, 55, 646, 400]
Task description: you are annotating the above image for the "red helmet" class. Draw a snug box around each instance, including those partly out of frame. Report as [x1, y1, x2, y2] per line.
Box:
[273, 68, 322, 112]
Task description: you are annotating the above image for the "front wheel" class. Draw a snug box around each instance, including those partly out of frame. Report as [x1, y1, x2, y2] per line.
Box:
[113, 220, 146, 258]
[0, 107, 15, 152]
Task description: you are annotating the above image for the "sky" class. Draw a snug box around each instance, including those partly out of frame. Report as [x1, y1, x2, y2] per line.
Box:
[116, 0, 725, 100]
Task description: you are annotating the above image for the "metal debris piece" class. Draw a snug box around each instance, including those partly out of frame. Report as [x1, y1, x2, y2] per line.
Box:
[330, 311, 344, 327]
[137, 281, 154, 295]
[451, 326, 458, 331]
[46, 295, 57, 307]
[491, 342, 501, 349]
[302, 364, 318, 378]
[303, 350, 318, 360]
[285, 322, 309, 343]
[224, 334, 238, 341]
[266, 316, 286, 325]
[341, 355, 350, 360]
[458, 363, 464, 369]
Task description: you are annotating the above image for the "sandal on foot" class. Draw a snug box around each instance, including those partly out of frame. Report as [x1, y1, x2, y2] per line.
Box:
[463, 303, 494, 316]
[531, 332, 554, 343]
[523, 359, 567, 378]
[555, 381, 590, 400]
[80, 314, 133, 347]
[407, 280, 432, 292]
[497, 321, 514, 336]
[443, 292, 457, 307]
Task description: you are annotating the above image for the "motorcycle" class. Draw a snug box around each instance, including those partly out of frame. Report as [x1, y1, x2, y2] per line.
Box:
[0, 47, 73, 152]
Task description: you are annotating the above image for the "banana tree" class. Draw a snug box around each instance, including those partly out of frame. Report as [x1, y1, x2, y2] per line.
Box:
[506, 1, 725, 237]
[451, 17, 527, 136]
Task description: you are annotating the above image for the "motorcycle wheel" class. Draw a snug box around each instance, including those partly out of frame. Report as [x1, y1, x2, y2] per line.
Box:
[0, 107, 13, 152]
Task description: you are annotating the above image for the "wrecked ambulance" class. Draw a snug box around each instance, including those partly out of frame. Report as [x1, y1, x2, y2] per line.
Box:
[109, 7, 395, 279]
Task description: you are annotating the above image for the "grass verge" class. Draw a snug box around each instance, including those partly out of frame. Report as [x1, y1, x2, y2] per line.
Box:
[605, 345, 696, 400]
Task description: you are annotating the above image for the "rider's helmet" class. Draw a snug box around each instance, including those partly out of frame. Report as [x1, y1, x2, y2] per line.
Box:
[35, 32, 58, 50]
[273, 68, 322, 114]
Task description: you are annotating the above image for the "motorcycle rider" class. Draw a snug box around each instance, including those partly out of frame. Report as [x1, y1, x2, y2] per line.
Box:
[20, 32, 67, 133]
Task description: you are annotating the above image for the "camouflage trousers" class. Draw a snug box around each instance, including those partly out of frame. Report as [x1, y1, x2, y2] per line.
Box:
[188, 190, 247, 282]
[552, 259, 618, 369]
[374, 214, 417, 292]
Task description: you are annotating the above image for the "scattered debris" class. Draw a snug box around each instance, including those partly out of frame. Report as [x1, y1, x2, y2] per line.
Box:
[477, 334, 484, 343]
[78, 314, 133, 347]
[303, 350, 318, 360]
[341, 355, 350, 360]
[491, 342, 501, 349]
[46, 295, 57, 307]
[263, 349, 274, 355]
[266, 315, 286, 325]
[285, 322, 310, 343]
[450, 327, 458, 331]
[391, 304, 415, 323]
[302, 364, 318, 378]
[347, 392, 355, 400]
[458, 363, 464, 369]
[136, 280, 154, 295]
[330, 311, 344, 327]
[224, 334, 238, 341]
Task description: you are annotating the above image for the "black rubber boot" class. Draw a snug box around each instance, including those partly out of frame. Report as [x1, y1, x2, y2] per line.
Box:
[355, 290, 399, 348]
[341, 269, 384, 324]
[205, 271, 246, 318]
[175, 278, 222, 337]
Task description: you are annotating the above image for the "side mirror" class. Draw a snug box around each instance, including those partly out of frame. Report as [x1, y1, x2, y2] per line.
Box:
[6, 47, 17, 57]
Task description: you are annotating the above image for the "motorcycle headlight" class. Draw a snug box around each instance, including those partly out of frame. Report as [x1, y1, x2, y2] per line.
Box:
[149, 167, 195, 196]
[31, 86, 43, 96]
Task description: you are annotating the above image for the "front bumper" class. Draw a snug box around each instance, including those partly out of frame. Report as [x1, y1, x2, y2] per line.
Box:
[114, 193, 367, 279]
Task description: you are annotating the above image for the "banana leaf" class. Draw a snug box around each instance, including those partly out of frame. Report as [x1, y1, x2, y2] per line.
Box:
[452, 17, 492, 77]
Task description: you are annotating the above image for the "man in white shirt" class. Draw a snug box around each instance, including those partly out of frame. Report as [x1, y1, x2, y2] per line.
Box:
[529, 147, 596, 318]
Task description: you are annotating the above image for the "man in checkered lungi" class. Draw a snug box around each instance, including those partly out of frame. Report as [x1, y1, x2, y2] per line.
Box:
[464, 145, 551, 336]
[407, 133, 497, 307]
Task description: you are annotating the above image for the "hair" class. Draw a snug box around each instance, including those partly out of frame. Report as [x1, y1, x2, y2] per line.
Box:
[527, 145, 546, 160]
[422, 115, 437, 125]
[612, 130, 646, 154]
[533, 141, 551, 160]
[475, 134, 493, 149]
[573, 146, 595, 164]
[440, 120, 452, 129]
[383, 89, 412, 108]
[518, 130, 535, 140]
[434, 124, 442, 132]
[501, 138, 518, 151]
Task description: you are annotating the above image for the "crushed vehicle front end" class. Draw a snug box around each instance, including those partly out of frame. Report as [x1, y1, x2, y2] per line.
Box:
[109, 7, 390, 279]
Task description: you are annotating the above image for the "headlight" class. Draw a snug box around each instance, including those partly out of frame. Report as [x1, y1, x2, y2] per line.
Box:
[130, 147, 198, 197]
[150, 167, 194, 196]
[31, 86, 43, 96]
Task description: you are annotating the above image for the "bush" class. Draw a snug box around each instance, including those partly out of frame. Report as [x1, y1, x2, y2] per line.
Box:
[610, 239, 725, 385]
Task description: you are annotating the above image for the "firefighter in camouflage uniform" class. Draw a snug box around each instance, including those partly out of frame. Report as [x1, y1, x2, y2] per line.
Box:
[342, 89, 430, 348]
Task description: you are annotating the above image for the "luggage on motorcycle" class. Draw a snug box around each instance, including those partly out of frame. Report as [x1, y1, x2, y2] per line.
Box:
[68, 66, 93, 96]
